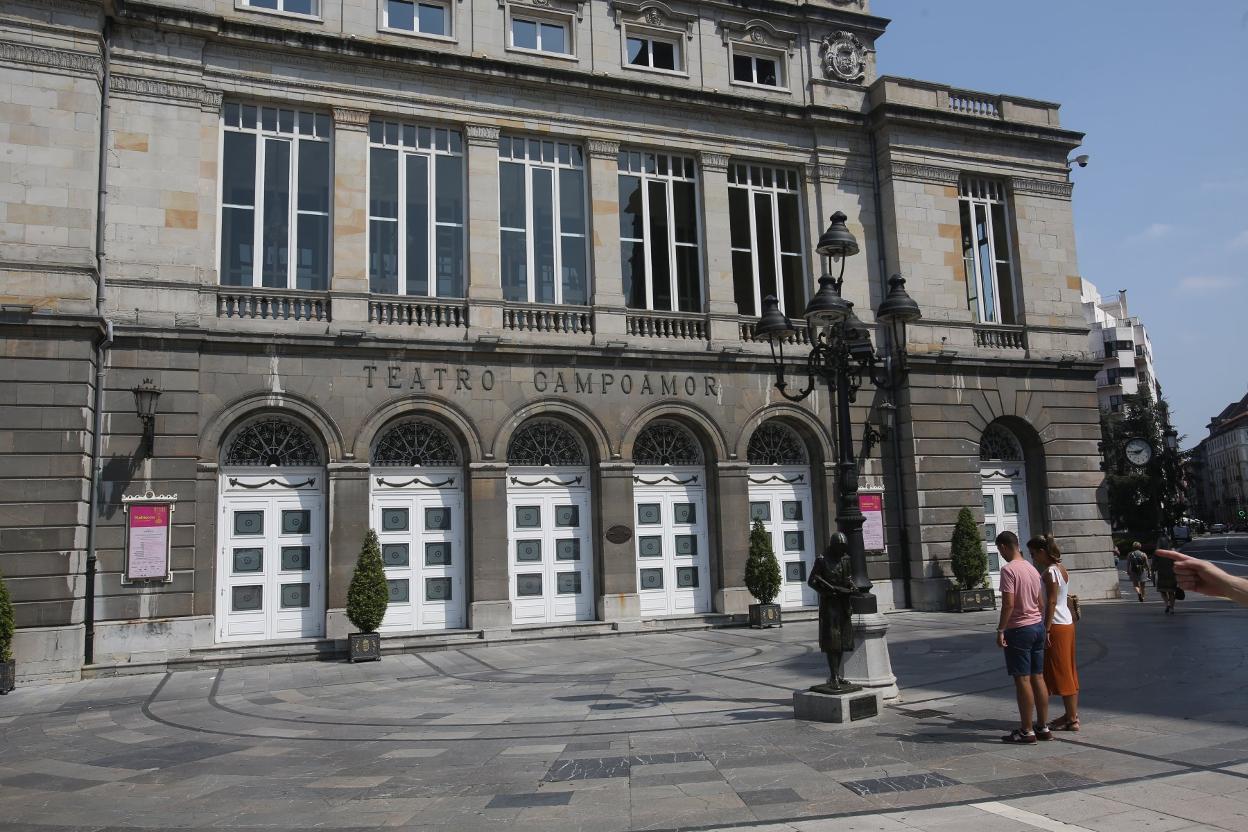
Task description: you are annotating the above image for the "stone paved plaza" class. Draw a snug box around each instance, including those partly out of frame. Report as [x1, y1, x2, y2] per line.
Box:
[2, 573, 1247, 832]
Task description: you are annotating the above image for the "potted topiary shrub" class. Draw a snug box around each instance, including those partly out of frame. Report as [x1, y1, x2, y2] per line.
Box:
[346, 529, 388, 662]
[0, 567, 15, 694]
[745, 518, 783, 627]
[946, 507, 996, 612]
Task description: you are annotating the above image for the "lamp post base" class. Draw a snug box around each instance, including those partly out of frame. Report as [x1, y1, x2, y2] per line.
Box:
[842, 611, 899, 700]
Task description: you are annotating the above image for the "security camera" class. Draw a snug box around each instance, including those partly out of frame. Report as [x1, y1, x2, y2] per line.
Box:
[1069, 154, 1089, 168]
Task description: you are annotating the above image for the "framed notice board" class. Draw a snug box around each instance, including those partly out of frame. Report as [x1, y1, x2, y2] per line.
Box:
[860, 492, 885, 555]
[122, 491, 177, 583]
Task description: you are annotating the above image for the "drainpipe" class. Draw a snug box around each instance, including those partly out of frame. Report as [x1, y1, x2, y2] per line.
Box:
[84, 15, 113, 667]
[868, 129, 913, 610]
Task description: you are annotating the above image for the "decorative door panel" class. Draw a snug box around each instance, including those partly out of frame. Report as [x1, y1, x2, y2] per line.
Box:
[748, 468, 815, 608]
[634, 467, 711, 617]
[507, 469, 594, 624]
[981, 466, 1029, 593]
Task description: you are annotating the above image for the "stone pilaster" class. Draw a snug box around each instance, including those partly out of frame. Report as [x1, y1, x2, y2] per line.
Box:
[596, 462, 638, 620]
[468, 461, 511, 630]
[712, 460, 752, 613]
[699, 150, 740, 345]
[586, 137, 627, 341]
[330, 108, 370, 326]
[325, 461, 370, 638]
[465, 124, 504, 332]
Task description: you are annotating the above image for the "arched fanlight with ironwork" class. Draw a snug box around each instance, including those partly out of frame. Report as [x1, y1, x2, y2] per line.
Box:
[634, 421, 703, 466]
[747, 422, 808, 466]
[372, 419, 460, 467]
[224, 417, 321, 467]
[507, 420, 586, 467]
[979, 423, 1023, 462]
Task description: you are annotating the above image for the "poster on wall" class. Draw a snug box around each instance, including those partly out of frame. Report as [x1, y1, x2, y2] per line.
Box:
[860, 493, 885, 553]
[122, 491, 177, 582]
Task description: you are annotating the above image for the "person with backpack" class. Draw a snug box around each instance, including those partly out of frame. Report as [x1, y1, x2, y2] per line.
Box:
[1126, 541, 1150, 602]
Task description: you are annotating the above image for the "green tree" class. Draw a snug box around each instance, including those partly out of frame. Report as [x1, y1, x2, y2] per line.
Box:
[0, 567, 14, 663]
[744, 519, 782, 605]
[1100, 389, 1184, 535]
[950, 507, 988, 590]
[346, 529, 389, 633]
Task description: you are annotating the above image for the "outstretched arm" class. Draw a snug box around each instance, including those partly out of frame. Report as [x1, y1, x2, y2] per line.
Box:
[1154, 549, 1248, 607]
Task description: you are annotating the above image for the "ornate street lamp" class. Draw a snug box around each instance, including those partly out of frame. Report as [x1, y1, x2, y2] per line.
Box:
[132, 378, 161, 456]
[755, 211, 921, 613]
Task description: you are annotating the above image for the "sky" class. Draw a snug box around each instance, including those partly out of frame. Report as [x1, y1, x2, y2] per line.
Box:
[873, 0, 1248, 447]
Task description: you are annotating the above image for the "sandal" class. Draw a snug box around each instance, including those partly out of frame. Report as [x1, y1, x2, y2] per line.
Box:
[1002, 729, 1037, 744]
[1049, 716, 1080, 732]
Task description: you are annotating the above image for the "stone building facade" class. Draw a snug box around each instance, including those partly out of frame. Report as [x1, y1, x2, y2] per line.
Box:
[0, 0, 1117, 684]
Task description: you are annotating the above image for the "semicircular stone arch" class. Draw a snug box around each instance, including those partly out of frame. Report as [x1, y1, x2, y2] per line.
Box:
[747, 421, 809, 466]
[222, 415, 324, 467]
[633, 420, 704, 466]
[507, 419, 588, 467]
[979, 421, 1024, 462]
[371, 418, 462, 467]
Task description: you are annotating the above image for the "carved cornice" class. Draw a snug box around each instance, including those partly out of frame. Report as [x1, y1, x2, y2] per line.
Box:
[885, 162, 960, 187]
[0, 40, 100, 76]
[720, 19, 799, 53]
[465, 123, 501, 145]
[814, 163, 872, 187]
[498, 0, 587, 22]
[332, 107, 370, 131]
[613, 1, 698, 40]
[113, 74, 221, 109]
[698, 150, 730, 173]
[586, 138, 620, 159]
[1011, 176, 1074, 200]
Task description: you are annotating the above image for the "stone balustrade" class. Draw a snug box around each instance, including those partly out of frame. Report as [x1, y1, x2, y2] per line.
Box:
[217, 288, 331, 322]
[626, 311, 708, 341]
[369, 298, 469, 328]
[503, 304, 593, 334]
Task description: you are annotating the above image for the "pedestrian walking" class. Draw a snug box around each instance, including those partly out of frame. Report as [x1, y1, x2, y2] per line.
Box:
[994, 530, 1050, 744]
[1028, 534, 1079, 732]
[1152, 548, 1180, 614]
[1126, 541, 1150, 602]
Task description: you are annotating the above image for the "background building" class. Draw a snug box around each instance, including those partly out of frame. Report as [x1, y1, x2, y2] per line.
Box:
[1195, 392, 1248, 526]
[1081, 279, 1162, 413]
[0, 0, 1117, 684]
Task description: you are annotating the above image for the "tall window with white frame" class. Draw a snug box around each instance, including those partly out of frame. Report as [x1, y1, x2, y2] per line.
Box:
[382, 0, 450, 36]
[220, 103, 332, 290]
[510, 13, 571, 55]
[618, 150, 701, 313]
[242, 0, 320, 15]
[625, 29, 681, 72]
[499, 136, 588, 306]
[728, 163, 804, 316]
[368, 120, 465, 298]
[731, 47, 782, 88]
[959, 177, 1018, 325]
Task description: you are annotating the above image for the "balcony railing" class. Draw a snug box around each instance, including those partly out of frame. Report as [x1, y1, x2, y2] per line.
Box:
[949, 90, 1001, 118]
[627, 311, 708, 341]
[370, 298, 468, 328]
[739, 319, 813, 347]
[217, 288, 330, 322]
[503, 304, 593, 334]
[973, 325, 1026, 350]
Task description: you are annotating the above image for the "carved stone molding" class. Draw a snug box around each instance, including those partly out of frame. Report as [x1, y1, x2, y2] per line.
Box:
[698, 150, 730, 173]
[499, 0, 587, 22]
[719, 19, 798, 53]
[815, 163, 872, 187]
[1011, 176, 1074, 200]
[613, 1, 698, 40]
[586, 138, 620, 159]
[820, 31, 867, 84]
[465, 123, 501, 145]
[112, 74, 221, 109]
[0, 40, 101, 76]
[885, 162, 960, 187]
[332, 107, 370, 131]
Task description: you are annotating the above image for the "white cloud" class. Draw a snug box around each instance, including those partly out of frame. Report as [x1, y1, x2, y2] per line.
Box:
[1127, 223, 1174, 244]
[1229, 229, 1248, 250]
[1177, 276, 1238, 292]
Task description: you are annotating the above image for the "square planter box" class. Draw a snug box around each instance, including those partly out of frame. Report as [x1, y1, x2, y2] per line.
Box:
[947, 588, 996, 612]
[748, 603, 782, 628]
[348, 632, 381, 662]
[0, 660, 14, 694]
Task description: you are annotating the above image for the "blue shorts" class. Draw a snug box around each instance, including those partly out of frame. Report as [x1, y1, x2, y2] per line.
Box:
[1004, 623, 1045, 677]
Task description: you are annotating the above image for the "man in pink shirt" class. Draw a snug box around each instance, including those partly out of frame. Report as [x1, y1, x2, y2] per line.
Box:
[994, 530, 1049, 744]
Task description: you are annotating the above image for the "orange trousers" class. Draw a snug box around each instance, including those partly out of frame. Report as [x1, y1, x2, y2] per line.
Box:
[1044, 623, 1079, 696]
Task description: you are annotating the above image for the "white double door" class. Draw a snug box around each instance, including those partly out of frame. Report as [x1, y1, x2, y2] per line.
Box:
[982, 465, 1030, 592]
[507, 468, 595, 624]
[634, 468, 711, 616]
[748, 469, 816, 608]
[371, 469, 465, 631]
[217, 470, 325, 643]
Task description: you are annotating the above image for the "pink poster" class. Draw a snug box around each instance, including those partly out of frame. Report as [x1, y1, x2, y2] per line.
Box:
[860, 493, 885, 552]
[127, 504, 171, 580]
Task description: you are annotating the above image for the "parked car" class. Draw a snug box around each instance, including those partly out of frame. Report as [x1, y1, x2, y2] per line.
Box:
[1211, 523, 1228, 534]
[1172, 525, 1192, 544]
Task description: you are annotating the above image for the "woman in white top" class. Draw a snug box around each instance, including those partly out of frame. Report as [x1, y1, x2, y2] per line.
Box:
[1028, 534, 1080, 731]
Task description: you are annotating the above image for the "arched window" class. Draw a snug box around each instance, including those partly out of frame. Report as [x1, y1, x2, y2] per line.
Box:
[634, 421, 703, 466]
[224, 417, 321, 467]
[747, 422, 807, 465]
[507, 420, 586, 466]
[372, 419, 460, 467]
[980, 423, 1023, 462]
